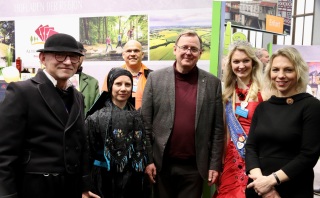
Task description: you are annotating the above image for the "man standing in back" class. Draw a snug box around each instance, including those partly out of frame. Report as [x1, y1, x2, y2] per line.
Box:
[76, 41, 100, 114]
[101, 40, 152, 109]
[255, 48, 269, 72]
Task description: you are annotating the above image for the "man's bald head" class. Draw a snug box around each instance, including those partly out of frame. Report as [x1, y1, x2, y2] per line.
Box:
[122, 40, 144, 68]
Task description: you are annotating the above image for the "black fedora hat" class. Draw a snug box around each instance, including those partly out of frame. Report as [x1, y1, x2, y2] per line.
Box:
[37, 33, 83, 56]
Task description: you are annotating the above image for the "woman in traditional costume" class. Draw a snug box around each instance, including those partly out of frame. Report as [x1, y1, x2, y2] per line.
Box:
[86, 67, 148, 198]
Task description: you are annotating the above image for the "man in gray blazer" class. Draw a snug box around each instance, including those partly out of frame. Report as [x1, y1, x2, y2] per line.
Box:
[142, 30, 224, 198]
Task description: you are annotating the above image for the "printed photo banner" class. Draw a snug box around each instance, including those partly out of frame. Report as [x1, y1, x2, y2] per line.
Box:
[0, 0, 215, 92]
[1, 0, 213, 66]
[224, 0, 292, 35]
[0, 0, 211, 18]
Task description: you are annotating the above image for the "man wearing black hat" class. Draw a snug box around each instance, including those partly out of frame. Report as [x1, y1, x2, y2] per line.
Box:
[76, 41, 100, 114]
[0, 33, 99, 198]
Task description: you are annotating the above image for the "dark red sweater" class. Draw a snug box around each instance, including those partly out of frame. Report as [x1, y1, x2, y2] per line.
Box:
[167, 65, 198, 160]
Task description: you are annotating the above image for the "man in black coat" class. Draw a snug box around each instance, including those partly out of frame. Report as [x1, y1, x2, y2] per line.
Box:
[0, 33, 99, 198]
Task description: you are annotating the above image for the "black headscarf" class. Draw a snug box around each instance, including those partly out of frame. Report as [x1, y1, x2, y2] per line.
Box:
[107, 67, 133, 95]
[86, 67, 133, 117]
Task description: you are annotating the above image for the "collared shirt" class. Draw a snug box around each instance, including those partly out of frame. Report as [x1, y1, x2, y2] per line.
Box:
[43, 69, 73, 90]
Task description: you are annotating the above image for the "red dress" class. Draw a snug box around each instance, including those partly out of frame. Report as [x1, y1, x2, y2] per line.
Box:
[214, 93, 263, 198]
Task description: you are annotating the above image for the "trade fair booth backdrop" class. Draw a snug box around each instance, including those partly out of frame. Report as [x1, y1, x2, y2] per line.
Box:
[0, 0, 219, 197]
[0, 0, 215, 91]
[0, 0, 295, 92]
[0, 0, 311, 196]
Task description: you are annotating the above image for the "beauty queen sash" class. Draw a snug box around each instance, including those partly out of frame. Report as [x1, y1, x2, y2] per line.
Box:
[225, 100, 247, 158]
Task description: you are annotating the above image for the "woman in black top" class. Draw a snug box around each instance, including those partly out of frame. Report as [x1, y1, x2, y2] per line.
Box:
[85, 68, 148, 198]
[245, 47, 320, 198]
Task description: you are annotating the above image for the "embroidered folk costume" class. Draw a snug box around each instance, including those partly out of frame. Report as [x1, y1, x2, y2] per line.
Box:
[85, 68, 148, 198]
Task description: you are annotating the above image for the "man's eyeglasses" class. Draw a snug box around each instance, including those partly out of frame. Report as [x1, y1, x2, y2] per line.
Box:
[176, 45, 201, 54]
[54, 53, 80, 64]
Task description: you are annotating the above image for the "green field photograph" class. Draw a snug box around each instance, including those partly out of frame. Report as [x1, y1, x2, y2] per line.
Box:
[149, 9, 212, 61]
[79, 15, 148, 61]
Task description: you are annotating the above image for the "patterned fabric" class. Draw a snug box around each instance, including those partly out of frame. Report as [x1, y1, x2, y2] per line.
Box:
[86, 99, 147, 173]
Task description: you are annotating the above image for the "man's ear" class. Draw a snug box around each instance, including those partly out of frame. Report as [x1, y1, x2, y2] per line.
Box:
[173, 45, 177, 56]
[39, 52, 45, 64]
[77, 66, 83, 73]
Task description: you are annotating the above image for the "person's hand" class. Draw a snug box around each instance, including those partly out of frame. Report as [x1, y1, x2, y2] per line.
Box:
[247, 174, 275, 196]
[208, 170, 219, 186]
[82, 191, 100, 198]
[214, 170, 223, 189]
[262, 188, 281, 198]
[145, 163, 157, 183]
[248, 171, 262, 181]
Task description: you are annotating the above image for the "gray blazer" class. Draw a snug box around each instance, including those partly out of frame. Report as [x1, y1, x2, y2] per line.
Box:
[141, 66, 224, 180]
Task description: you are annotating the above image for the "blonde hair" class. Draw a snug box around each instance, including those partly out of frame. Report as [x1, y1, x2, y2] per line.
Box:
[222, 42, 263, 103]
[264, 47, 309, 93]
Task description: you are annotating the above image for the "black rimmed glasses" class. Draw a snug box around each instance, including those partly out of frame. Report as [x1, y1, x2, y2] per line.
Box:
[54, 53, 80, 64]
[176, 45, 201, 54]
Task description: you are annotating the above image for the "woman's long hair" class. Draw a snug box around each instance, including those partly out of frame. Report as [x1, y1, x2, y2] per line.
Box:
[222, 42, 263, 104]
